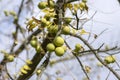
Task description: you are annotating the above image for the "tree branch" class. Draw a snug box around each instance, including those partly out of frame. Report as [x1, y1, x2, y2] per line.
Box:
[69, 33, 120, 79]
[65, 41, 90, 80]
[17, 33, 55, 80]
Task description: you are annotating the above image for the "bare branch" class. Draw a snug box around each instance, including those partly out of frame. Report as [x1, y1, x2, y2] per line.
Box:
[5, 64, 14, 80]
[65, 41, 90, 80]
[69, 33, 120, 79]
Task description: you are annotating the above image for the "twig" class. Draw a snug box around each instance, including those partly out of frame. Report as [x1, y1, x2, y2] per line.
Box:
[90, 28, 108, 44]
[65, 41, 90, 80]
[5, 64, 14, 80]
[0, 29, 41, 66]
[74, 54, 90, 80]
[105, 71, 110, 80]
[36, 53, 51, 80]
[79, 11, 97, 29]
[17, 32, 55, 80]
[63, 63, 77, 80]
[69, 33, 120, 79]
[75, 13, 79, 30]
[49, 46, 119, 65]
[97, 43, 104, 50]
[10, 0, 25, 52]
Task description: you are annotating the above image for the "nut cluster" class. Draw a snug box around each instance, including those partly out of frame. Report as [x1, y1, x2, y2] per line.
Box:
[47, 36, 67, 56]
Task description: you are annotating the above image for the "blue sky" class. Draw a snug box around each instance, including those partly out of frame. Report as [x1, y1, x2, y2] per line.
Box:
[0, 0, 120, 80]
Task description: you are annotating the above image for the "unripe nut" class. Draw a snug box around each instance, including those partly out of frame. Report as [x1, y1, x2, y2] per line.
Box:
[62, 46, 67, 52]
[79, 2, 86, 10]
[46, 43, 55, 52]
[82, 0, 87, 3]
[62, 26, 70, 34]
[53, 36, 64, 47]
[36, 45, 41, 53]
[48, 25, 58, 34]
[38, 2, 47, 9]
[7, 55, 14, 62]
[36, 69, 41, 75]
[75, 43, 82, 51]
[49, 0, 55, 8]
[104, 55, 116, 64]
[55, 47, 65, 56]
[30, 40, 37, 48]
[64, 18, 72, 24]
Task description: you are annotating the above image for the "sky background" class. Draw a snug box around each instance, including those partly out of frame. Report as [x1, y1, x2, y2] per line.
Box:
[0, 0, 120, 80]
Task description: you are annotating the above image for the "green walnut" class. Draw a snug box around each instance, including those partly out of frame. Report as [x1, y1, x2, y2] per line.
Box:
[49, 0, 55, 8]
[41, 18, 47, 26]
[75, 43, 82, 52]
[36, 45, 41, 53]
[62, 45, 67, 52]
[30, 39, 37, 48]
[82, 0, 87, 3]
[48, 25, 58, 34]
[38, 2, 48, 9]
[36, 69, 41, 75]
[44, 14, 50, 20]
[46, 43, 55, 52]
[62, 26, 70, 34]
[104, 55, 116, 64]
[55, 47, 65, 56]
[79, 2, 86, 10]
[64, 18, 72, 24]
[53, 36, 64, 47]
[7, 55, 14, 62]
